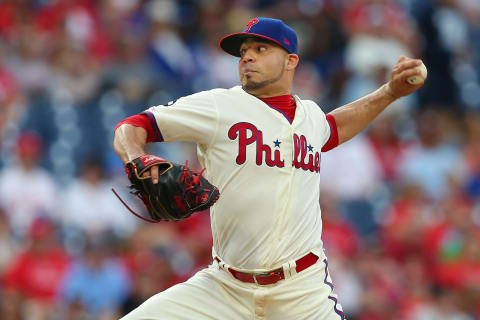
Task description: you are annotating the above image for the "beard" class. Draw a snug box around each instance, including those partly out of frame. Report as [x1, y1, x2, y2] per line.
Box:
[242, 64, 285, 92]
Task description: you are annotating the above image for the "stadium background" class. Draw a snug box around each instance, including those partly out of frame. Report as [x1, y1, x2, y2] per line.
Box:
[0, 0, 479, 319]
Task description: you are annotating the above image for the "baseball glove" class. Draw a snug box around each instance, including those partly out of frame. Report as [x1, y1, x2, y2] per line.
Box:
[113, 155, 220, 222]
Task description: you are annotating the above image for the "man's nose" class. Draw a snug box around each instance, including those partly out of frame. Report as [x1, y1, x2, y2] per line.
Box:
[241, 49, 255, 63]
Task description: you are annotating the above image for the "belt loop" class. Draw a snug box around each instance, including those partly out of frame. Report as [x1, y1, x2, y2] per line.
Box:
[281, 262, 291, 280]
[282, 259, 297, 280]
[289, 260, 297, 277]
[215, 257, 228, 271]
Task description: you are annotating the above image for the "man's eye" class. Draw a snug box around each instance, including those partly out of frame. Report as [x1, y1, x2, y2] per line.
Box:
[258, 46, 266, 52]
[240, 49, 246, 56]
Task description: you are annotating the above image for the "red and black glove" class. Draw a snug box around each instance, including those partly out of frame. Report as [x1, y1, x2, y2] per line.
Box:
[116, 155, 220, 222]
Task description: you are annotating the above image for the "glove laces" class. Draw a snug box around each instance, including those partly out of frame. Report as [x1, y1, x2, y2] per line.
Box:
[180, 160, 206, 194]
[111, 188, 159, 223]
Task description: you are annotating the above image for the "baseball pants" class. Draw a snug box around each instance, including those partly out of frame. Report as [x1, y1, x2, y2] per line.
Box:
[120, 254, 345, 320]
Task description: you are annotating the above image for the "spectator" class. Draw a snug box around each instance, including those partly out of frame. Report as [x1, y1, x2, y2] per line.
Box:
[380, 183, 433, 263]
[398, 108, 466, 200]
[342, 0, 417, 79]
[355, 251, 403, 320]
[59, 233, 130, 320]
[0, 131, 57, 237]
[121, 253, 174, 316]
[321, 133, 383, 238]
[61, 156, 137, 236]
[4, 25, 52, 96]
[424, 196, 480, 291]
[405, 288, 474, 320]
[365, 112, 410, 183]
[1, 217, 70, 320]
[397, 256, 436, 320]
[102, 33, 156, 106]
[321, 191, 362, 258]
[48, 42, 102, 103]
[147, 0, 197, 92]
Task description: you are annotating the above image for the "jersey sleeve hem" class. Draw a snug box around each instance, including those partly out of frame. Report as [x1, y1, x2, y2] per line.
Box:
[142, 111, 164, 142]
[321, 114, 339, 152]
[114, 113, 163, 143]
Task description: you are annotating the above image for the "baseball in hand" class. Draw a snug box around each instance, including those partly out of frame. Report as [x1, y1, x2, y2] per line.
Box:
[406, 62, 427, 85]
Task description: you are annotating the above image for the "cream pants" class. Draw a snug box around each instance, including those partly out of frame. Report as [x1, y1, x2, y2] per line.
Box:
[121, 256, 345, 320]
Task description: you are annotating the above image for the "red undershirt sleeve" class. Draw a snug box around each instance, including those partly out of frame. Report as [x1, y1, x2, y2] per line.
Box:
[114, 114, 160, 143]
[321, 114, 339, 152]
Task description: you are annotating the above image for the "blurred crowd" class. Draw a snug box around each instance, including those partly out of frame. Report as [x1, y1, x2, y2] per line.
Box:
[0, 0, 479, 319]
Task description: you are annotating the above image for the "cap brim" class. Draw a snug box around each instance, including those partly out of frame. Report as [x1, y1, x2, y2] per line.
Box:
[219, 33, 286, 57]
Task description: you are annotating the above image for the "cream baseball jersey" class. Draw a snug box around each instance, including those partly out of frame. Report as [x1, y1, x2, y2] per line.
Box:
[144, 86, 333, 271]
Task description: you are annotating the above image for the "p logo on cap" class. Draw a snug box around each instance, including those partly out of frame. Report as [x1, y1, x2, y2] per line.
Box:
[220, 17, 298, 57]
[244, 18, 259, 32]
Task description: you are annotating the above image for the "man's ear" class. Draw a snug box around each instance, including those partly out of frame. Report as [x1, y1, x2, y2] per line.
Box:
[285, 54, 299, 71]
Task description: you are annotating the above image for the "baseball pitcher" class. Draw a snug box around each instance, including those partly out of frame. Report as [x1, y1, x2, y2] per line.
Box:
[114, 17, 426, 320]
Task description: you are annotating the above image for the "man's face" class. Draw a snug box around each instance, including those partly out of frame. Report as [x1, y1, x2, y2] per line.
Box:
[238, 38, 288, 92]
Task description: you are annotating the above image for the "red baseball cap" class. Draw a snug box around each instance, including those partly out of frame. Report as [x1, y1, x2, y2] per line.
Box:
[17, 131, 43, 158]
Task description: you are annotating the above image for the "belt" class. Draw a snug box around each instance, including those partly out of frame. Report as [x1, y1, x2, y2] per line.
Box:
[215, 252, 319, 285]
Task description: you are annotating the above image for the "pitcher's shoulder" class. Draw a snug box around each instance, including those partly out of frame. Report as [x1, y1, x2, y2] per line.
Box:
[295, 97, 326, 113]
[208, 86, 243, 96]
[177, 87, 239, 103]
